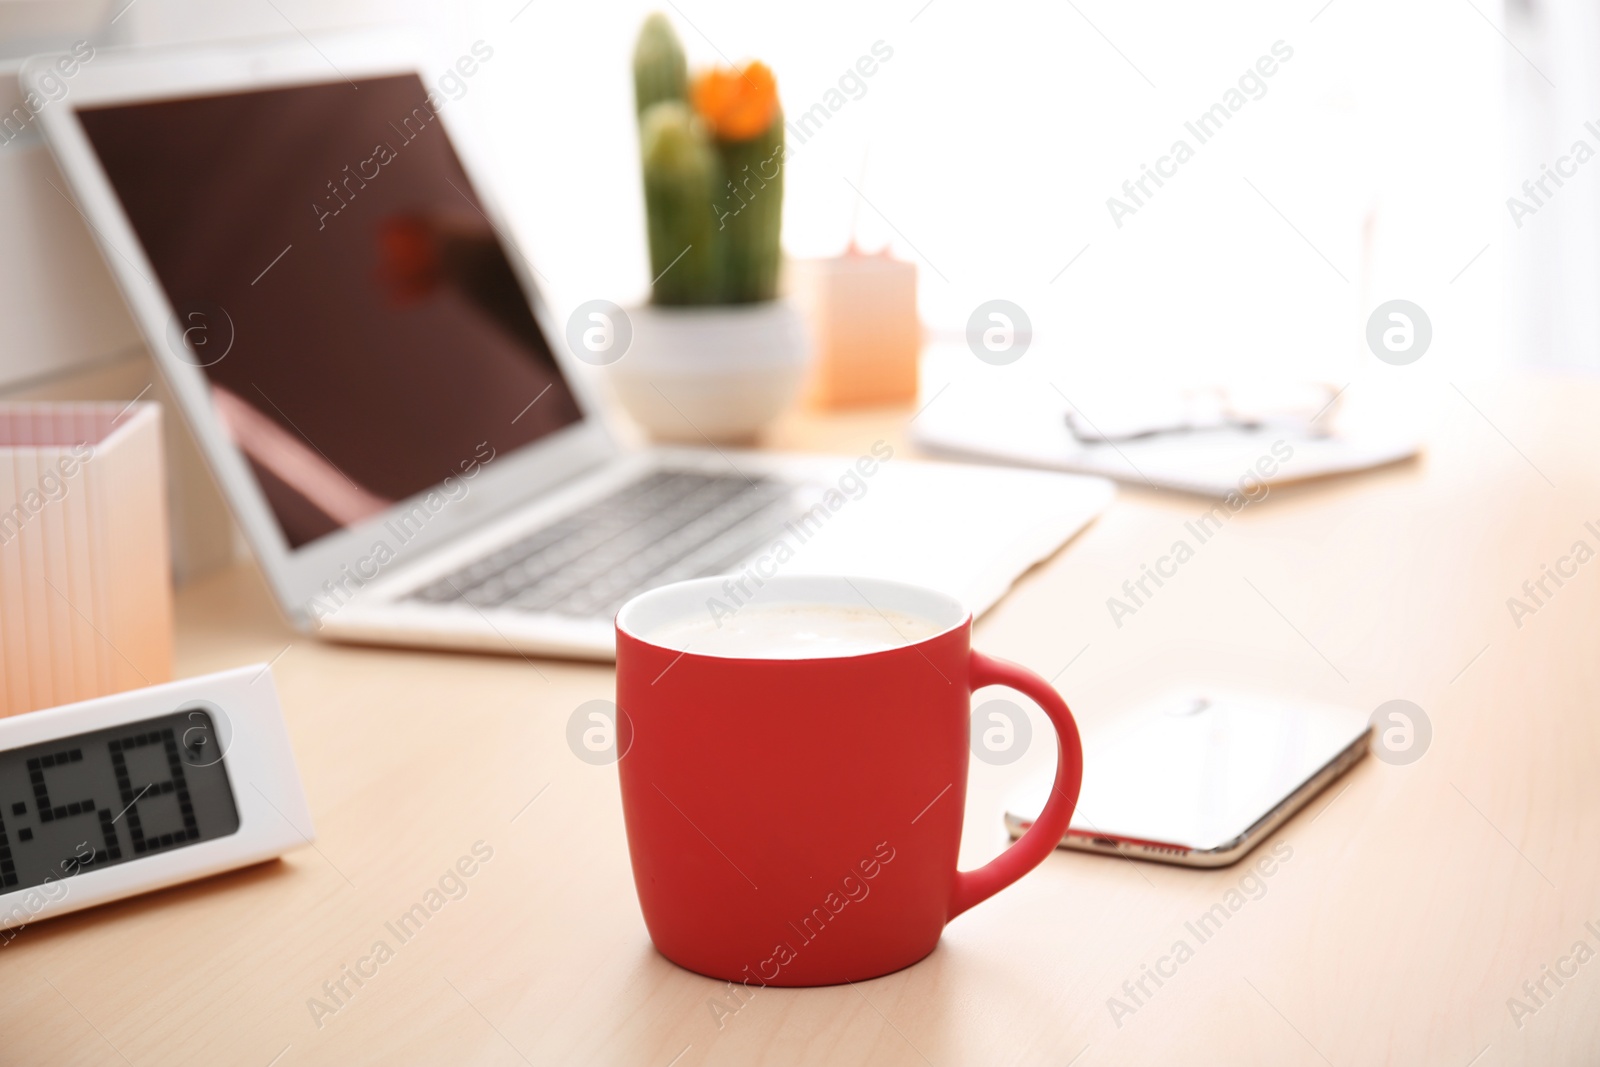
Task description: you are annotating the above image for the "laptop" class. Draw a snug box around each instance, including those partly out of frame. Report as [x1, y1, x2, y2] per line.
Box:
[25, 32, 1113, 660]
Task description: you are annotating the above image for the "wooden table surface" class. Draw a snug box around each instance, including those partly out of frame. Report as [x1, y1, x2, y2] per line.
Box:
[5, 376, 1599, 1067]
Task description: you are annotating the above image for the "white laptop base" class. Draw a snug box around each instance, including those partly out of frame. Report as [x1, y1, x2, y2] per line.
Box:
[318, 448, 1114, 660]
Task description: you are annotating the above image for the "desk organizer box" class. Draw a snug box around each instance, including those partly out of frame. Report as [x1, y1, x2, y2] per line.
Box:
[0, 402, 172, 716]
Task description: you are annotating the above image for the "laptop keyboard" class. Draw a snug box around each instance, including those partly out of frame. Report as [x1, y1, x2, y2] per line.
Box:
[404, 470, 800, 619]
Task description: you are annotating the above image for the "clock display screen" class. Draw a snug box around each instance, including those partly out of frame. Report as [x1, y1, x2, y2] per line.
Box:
[0, 708, 240, 893]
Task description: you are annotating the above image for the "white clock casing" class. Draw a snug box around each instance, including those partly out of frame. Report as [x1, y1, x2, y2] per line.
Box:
[0, 664, 312, 933]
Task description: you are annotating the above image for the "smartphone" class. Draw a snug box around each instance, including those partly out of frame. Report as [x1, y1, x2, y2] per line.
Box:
[1005, 692, 1370, 867]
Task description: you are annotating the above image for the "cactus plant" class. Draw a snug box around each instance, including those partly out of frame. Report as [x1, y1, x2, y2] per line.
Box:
[633, 16, 784, 306]
[713, 116, 784, 303]
[632, 13, 686, 117]
[639, 103, 724, 306]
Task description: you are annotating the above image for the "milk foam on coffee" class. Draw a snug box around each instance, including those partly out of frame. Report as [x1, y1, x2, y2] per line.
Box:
[648, 601, 946, 658]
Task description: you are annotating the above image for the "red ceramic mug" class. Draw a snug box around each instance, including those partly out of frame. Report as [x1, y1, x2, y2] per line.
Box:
[614, 574, 1083, 986]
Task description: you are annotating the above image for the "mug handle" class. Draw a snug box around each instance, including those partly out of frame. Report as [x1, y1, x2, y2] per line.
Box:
[948, 649, 1084, 919]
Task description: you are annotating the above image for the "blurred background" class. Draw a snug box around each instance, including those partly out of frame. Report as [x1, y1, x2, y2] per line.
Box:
[0, 0, 1583, 568]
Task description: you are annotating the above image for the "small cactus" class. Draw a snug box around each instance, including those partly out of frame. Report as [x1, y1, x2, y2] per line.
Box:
[632, 13, 686, 117]
[713, 114, 784, 303]
[633, 16, 783, 306]
[639, 103, 723, 306]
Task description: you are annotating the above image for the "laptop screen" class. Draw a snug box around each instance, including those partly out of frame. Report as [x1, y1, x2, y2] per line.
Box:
[76, 74, 584, 550]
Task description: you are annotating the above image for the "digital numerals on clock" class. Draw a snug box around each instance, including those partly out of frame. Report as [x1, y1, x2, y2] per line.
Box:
[0, 709, 241, 894]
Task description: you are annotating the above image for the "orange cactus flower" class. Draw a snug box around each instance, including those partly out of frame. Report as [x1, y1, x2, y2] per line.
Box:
[690, 61, 779, 141]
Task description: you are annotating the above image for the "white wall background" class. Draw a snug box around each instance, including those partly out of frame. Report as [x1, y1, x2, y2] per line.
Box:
[1502, 0, 1600, 372]
[0, 0, 1526, 398]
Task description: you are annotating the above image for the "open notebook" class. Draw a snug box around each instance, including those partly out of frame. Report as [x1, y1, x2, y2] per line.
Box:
[910, 379, 1420, 497]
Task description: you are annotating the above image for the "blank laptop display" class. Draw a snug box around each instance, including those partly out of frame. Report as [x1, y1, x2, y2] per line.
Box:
[77, 75, 583, 549]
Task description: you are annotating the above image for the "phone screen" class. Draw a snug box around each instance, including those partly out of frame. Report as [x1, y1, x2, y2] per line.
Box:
[1008, 693, 1369, 855]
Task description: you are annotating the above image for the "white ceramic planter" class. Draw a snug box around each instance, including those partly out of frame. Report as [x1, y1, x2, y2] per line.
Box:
[609, 300, 808, 444]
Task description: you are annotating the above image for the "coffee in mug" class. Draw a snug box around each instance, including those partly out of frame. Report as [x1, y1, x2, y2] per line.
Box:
[644, 600, 943, 658]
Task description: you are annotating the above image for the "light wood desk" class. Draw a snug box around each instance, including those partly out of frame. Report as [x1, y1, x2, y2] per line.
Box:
[6, 378, 1599, 1066]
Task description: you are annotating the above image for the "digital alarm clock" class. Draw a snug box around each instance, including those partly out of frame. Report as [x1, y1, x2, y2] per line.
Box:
[0, 664, 312, 933]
